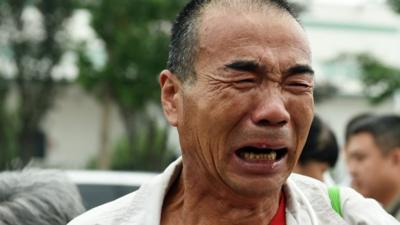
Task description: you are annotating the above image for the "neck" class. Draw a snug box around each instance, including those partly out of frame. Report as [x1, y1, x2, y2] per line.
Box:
[161, 167, 282, 225]
[380, 182, 400, 208]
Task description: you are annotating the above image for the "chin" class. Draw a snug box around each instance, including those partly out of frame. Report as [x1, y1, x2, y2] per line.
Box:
[227, 175, 286, 197]
[356, 187, 368, 197]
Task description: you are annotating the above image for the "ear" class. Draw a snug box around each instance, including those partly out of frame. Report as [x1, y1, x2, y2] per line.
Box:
[159, 70, 181, 127]
[390, 148, 400, 166]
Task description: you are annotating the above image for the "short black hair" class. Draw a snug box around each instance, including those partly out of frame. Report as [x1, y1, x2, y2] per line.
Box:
[344, 113, 374, 143]
[346, 114, 400, 155]
[167, 0, 299, 82]
[299, 115, 339, 167]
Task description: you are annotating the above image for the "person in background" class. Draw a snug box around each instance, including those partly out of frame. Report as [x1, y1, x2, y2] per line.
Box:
[68, 0, 398, 224]
[0, 169, 85, 225]
[344, 112, 374, 144]
[293, 115, 339, 184]
[345, 114, 400, 220]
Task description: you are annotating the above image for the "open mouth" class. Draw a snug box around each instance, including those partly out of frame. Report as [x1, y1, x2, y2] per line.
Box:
[235, 147, 288, 161]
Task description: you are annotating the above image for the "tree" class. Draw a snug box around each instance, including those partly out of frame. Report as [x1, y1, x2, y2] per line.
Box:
[0, 77, 17, 170]
[352, 0, 400, 103]
[0, 0, 76, 165]
[356, 54, 400, 104]
[313, 82, 338, 104]
[388, 0, 400, 14]
[110, 112, 177, 172]
[77, 0, 185, 169]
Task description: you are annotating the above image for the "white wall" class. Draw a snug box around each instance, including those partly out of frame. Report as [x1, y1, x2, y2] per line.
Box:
[42, 86, 125, 168]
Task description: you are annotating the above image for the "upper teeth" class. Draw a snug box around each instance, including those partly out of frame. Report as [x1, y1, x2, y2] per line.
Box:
[243, 152, 277, 161]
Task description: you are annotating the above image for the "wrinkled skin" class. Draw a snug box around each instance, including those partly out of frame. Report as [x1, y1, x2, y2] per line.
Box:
[160, 5, 314, 225]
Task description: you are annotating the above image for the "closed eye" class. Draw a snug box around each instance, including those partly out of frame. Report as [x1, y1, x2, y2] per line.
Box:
[285, 78, 313, 93]
[237, 78, 256, 83]
[233, 78, 257, 89]
[283, 64, 314, 93]
[287, 81, 312, 88]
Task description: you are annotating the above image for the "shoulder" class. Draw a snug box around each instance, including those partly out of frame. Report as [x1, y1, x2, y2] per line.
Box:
[286, 174, 346, 224]
[67, 191, 138, 225]
[339, 187, 399, 224]
[287, 174, 399, 225]
[288, 173, 329, 197]
[289, 173, 327, 188]
[68, 159, 183, 225]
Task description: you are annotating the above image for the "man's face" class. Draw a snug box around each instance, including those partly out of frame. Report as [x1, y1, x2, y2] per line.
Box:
[162, 7, 314, 197]
[346, 132, 395, 200]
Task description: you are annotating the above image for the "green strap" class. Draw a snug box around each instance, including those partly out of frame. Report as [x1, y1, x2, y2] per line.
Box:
[328, 186, 343, 217]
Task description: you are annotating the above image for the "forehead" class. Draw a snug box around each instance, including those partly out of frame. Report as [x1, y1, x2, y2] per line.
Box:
[196, 5, 310, 63]
[347, 132, 381, 155]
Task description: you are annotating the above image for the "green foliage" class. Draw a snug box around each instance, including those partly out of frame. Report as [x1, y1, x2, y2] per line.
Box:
[355, 0, 400, 103]
[314, 82, 338, 103]
[0, 114, 18, 170]
[0, 0, 78, 165]
[356, 53, 400, 104]
[388, 0, 400, 14]
[109, 115, 178, 172]
[0, 78, 18, 170]
[77, 0, 186, 169]
[78, 0, 185, 110]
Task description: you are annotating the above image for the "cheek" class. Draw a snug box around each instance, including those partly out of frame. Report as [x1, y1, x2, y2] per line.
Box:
[180, 89, 248, 152]
[200, 90, 249, 131]
[365, 157, 381, 170]
[286, 95, 314, 144]
[360, 159, 383, 181]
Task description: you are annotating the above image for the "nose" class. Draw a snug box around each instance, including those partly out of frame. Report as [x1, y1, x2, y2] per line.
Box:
[346, 160, 357, 177]
[250, 89, 289, 127]
[347, 162, 359, 189]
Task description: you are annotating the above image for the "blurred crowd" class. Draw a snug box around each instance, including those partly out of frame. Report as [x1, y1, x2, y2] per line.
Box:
[294, 113, 400, 221]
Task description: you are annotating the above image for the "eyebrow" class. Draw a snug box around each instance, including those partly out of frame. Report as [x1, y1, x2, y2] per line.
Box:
[225, 60, 315, 77]
[286, 64, 314, 77]
[224, 60, 263, 73]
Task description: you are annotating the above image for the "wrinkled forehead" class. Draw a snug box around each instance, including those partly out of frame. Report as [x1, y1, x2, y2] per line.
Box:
[199, 0, 298, 27]
[196, 3, 310, 58]
[202, 0, 289, 15]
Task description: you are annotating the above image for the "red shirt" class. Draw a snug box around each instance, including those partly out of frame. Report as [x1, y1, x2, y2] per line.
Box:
[269, 193, 286, 225]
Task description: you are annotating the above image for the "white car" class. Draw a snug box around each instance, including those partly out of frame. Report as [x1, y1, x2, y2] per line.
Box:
[66, 170, 157, 209]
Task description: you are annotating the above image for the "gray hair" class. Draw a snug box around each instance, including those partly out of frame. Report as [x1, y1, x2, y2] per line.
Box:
[167, 0, 298, 83]
[0, 169, 85, 225]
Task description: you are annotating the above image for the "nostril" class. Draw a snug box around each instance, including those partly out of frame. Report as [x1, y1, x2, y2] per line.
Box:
[277, 120, 287, 126]
[256, 119, 287, 127]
